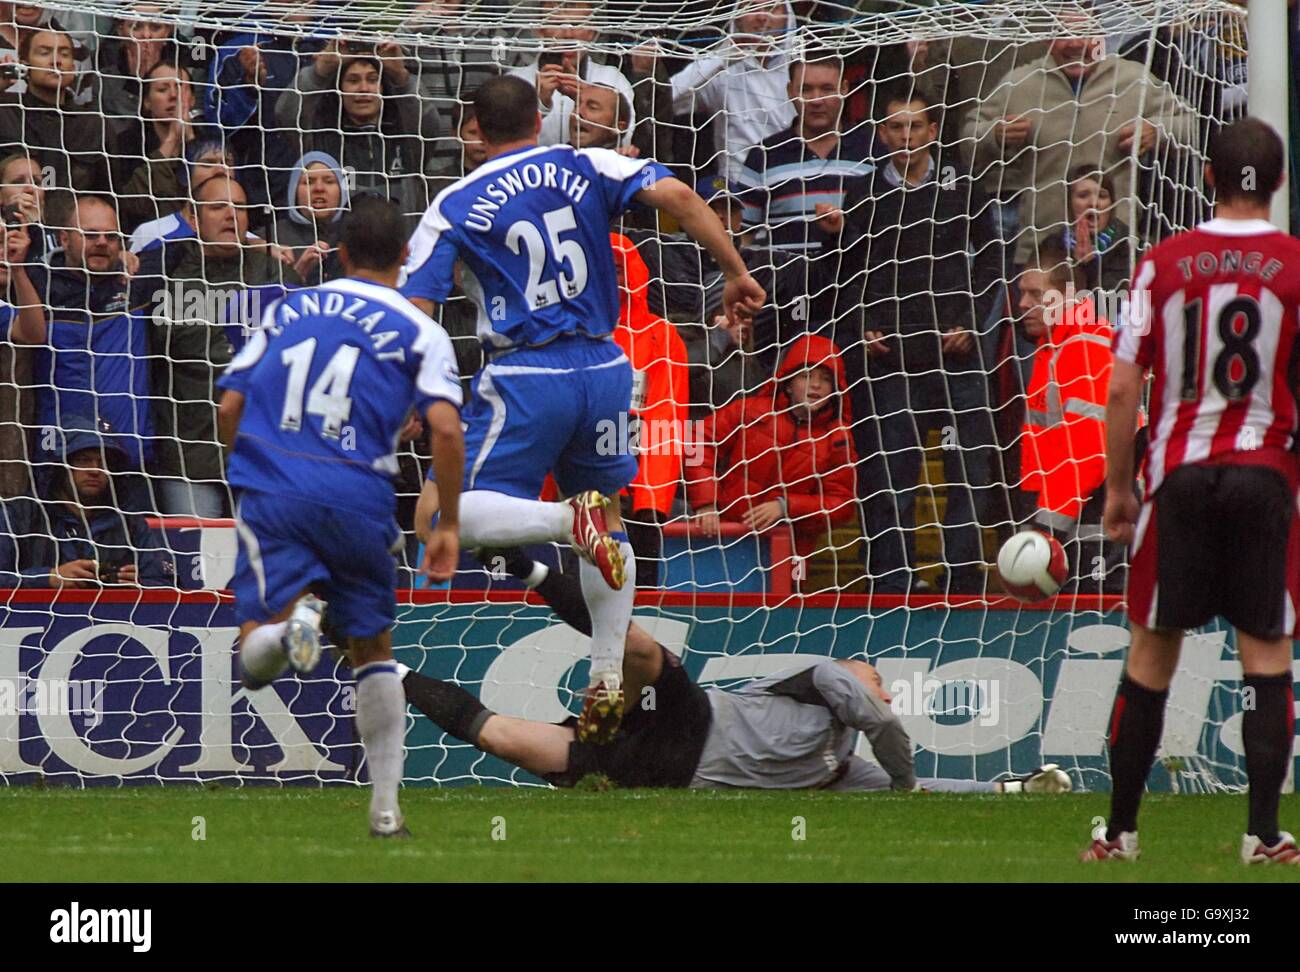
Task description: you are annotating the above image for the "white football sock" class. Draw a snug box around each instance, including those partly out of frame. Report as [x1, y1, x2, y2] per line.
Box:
[458, 491, 573, 548]
[239, 622, 288, 686]
[354, 661, 406, 826]
[581, 539, 635, 682]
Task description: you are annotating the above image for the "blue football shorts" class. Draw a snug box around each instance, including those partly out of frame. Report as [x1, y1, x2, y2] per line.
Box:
[454, 335, 638, 499]
[231, 489, 401, 638]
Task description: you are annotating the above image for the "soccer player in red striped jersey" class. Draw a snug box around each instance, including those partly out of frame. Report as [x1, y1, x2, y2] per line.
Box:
[1085, 117, 1300, 864]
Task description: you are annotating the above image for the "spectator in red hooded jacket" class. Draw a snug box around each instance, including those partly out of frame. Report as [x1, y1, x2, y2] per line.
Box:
[688, 333, 858, 567]
[610, 233, 690, 588]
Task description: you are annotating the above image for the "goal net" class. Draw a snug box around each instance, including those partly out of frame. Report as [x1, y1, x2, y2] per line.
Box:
[0, 0, 1270, 794]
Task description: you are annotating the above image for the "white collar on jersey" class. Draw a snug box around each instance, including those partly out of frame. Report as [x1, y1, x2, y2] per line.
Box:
[318, 276, 437, 326]
[1197, 217, 1281, 236]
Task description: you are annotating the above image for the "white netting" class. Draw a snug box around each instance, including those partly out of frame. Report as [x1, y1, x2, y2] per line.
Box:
[0, 0, 1271, 793]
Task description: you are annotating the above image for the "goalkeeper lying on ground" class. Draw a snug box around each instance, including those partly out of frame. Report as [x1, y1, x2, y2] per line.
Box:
[399, 551, 1071, 794]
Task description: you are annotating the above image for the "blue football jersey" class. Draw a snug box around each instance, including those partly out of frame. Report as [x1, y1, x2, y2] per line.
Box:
[400, 144, 672, 351]
[219, 277, 462, 519]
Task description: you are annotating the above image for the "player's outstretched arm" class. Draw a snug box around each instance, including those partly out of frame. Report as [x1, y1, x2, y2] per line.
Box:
[217, 390, 245, 452]
[634, 176, 765, 329]
[422, 399, 464, 583]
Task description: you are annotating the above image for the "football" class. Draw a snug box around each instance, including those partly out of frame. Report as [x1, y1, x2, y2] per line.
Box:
[996, 530, 1069, 602]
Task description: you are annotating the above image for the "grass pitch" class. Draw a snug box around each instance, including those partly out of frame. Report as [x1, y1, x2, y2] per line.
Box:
[2, 787, 1299, 882]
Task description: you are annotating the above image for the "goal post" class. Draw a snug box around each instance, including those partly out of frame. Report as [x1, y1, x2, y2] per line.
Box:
[1247, 0, 1290, 230]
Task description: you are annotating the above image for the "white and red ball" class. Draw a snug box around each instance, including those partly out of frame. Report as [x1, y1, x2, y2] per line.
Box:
[996, 529, 1068, 602]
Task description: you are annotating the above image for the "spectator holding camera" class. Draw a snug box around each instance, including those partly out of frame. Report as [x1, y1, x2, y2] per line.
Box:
[0, 213, 41, 334]
[0, 3, 95, 105]
[687, 334, 858, 563]
[639, 0, 797, 181]
[0, 215, 40, 496]
[0, 152, 55, 258]
[509, 0, 636, 150]
[0, 419, 171, 588]
[205, 26, 304, 217]
[274, 151, 350, 284]
[0, 26, 110, 192]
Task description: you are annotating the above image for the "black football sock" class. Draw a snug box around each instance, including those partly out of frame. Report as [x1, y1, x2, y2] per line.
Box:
[1106, 674, 1168, 840]
[474, 547, 594, 635]
[402, 670, 492, 746]
[1242, 673, 1294, 846]
[475, 547, 537, 582]
[534, 563, 594, 637]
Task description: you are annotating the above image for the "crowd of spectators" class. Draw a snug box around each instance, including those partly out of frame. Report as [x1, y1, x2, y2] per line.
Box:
[0, 0, 1239, 593]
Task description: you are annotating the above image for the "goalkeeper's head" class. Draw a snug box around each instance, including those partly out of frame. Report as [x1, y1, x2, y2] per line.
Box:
[338, 194, 410, 283]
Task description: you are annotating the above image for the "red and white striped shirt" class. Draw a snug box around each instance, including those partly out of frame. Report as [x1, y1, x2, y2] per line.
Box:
[1115, 218, 1300, 498]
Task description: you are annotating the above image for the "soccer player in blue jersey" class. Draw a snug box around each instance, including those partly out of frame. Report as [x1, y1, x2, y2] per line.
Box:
[216, 197, 465, 837]
[402, 75, 766, 742]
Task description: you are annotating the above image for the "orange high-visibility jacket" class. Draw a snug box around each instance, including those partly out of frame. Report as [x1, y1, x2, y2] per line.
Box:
[610, 234, 690, 517]
[1021, 299, 1114, 532]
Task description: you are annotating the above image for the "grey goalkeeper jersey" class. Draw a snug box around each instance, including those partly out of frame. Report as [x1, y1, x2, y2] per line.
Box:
[689, 659, 916, 791]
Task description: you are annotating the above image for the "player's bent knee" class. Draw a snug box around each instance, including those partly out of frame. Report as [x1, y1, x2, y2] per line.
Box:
[348, 631, 394, 667]
[1237, 632, 1293, 676]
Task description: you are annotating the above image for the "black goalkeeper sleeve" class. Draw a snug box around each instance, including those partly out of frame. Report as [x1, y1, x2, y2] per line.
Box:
[477, 548, 594, 637]
[403, 671, 492, 746]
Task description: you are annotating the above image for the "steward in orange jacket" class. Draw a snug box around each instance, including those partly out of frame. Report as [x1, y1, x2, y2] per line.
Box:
[610, 233, 690, 519]
[1021, 294, 1114, 533]
[687, 334, 858, 558]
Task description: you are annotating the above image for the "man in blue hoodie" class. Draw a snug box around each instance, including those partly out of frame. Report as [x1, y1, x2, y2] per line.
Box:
[0, 419, 172, 588]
